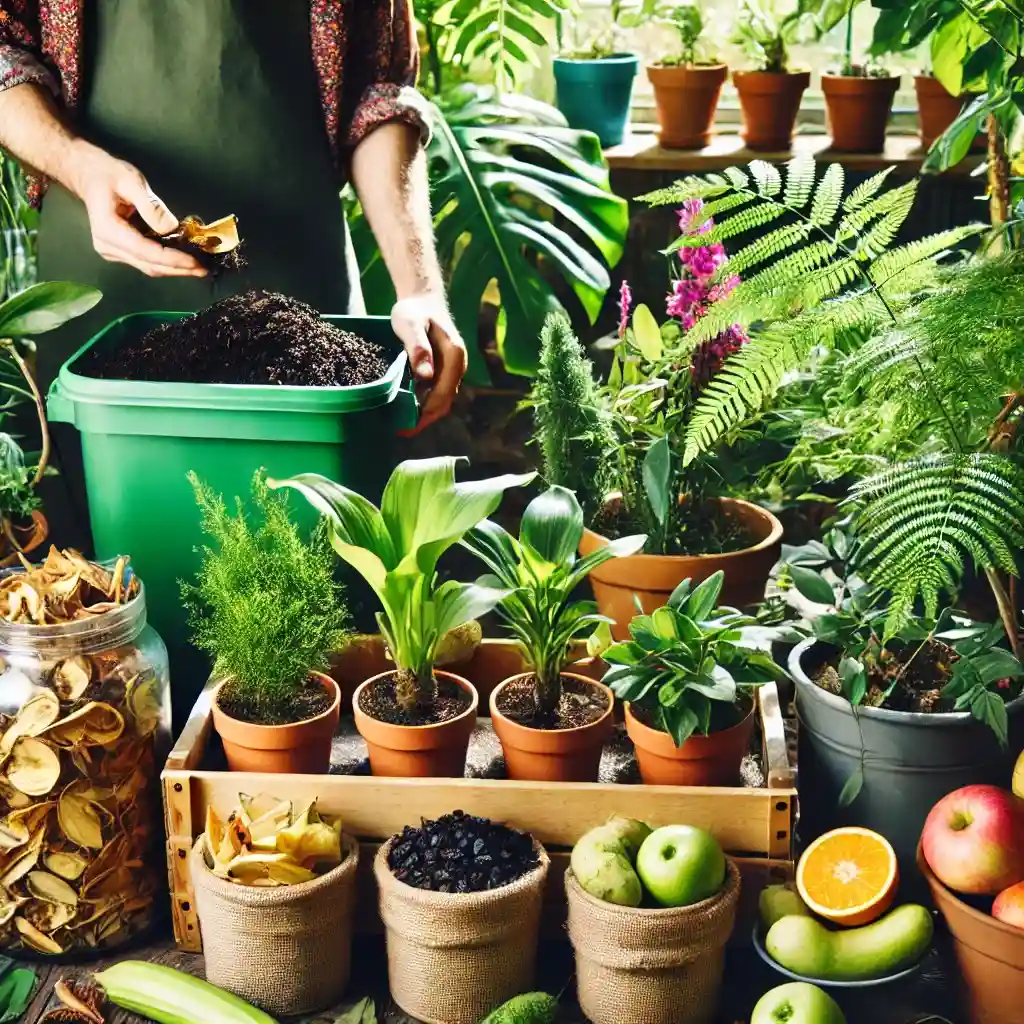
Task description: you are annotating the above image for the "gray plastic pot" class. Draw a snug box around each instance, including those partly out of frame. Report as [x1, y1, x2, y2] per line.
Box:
[790, 638, 1024, 888]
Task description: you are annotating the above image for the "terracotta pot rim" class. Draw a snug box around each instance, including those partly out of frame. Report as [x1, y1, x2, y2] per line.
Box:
[734, 68, 811, 81]
[212, 670, 341, 732]
[647, 60, 728, 72]
[625, 694, 755, 747]
[490, 672, 614, 737]
[821, 72, 900, 88]
[353, 669, 479, 732]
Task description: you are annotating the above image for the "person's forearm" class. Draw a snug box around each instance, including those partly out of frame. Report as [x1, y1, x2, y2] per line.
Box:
[350, 122, 442, 300]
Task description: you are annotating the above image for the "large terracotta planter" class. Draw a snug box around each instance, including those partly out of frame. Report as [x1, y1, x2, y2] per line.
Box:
[490, 673, 614, 782]
[823, 74, 900, 152]
[625, 700, 755, 786]
[354, 670, 478, 778]
[919, 844, 1024, 1024]
[734, 70, 810, 151]
[914, 74, 984, 152]
[211, 670, 341, 774]
[648, 63, 728, 149]
[580, 498, 783, 639]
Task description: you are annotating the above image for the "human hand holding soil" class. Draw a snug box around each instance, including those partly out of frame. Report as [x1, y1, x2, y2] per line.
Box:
[391, 293, 468, 434]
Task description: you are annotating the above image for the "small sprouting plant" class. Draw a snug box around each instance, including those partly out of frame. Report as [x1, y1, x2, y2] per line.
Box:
[656, 1, 706, 67]
[183, 471, 352, 725]
[732, 0, 795, 73]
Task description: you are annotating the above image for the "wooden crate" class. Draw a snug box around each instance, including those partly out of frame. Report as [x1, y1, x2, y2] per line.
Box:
[162, 639, 797, 953]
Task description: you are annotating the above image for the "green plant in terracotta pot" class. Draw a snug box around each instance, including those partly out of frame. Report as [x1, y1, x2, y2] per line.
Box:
[183, 470, 352, 774]
[594, 569, 784, 785]
[270, 457, 534, 778]
[462, 484, 646, 781]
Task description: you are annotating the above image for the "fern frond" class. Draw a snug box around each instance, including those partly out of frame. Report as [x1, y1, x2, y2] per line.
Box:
[869, 226, 982, 290]
[674, 202, 786, 248]
[853, 186, 919, 260]
[638, 178, 731, 206]
[810, 163, 845, 226]
[717, 223, 820, 279]
[837, 180, 918, 243]
[782, 155, 817, 208]
[842, 168, 896, 213]
[750, 160, 782, 197]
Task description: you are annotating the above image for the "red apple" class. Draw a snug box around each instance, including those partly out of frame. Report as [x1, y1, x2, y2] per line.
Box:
[993, 881, 1024, 930]
[921, 784, 1024, 895]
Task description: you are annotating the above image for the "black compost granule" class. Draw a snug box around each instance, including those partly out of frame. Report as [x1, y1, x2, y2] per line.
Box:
[82, 290, 388, 387]
[387, 810, 539, 893]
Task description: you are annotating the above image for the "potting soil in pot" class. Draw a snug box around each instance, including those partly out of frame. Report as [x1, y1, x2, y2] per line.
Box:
[387, 810, 539, 892]
[496, 675, 608, 730]
[82, 290, 388, 386]
[359, 675, 473, 726]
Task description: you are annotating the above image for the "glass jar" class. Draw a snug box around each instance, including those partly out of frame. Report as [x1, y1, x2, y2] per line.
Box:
[0, 572, 171, 956]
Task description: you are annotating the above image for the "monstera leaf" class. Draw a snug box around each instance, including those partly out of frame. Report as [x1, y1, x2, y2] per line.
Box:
[348, 86, 628, 383]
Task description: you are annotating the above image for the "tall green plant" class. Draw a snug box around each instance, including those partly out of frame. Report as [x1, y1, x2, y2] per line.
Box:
[733, 0, 799, 72]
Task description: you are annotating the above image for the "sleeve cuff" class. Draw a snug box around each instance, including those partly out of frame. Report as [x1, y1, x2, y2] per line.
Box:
[345, 83, 432, 151]
[0, 45, 59, 96]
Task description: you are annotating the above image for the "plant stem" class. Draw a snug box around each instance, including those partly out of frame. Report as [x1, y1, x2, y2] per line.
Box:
[843, 9, 855, 75]
[986, 567, 1021, 659]
[2, 340, 49, 486]
[535, 669, 563, 716]
[423, 17, 443, 97]
[987, 115, 1011, 250]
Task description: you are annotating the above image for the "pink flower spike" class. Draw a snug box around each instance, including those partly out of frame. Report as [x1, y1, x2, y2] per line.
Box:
[617, 280, 632, 338]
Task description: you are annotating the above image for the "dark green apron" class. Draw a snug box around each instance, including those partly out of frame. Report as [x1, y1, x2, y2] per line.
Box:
[37, 0, 363, 547]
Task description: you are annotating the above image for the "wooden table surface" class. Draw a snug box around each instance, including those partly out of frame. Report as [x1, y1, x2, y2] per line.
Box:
[13, 929, 960, 1024]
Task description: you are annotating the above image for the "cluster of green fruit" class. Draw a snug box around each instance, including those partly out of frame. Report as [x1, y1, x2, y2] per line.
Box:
[570, 816, 726, 908]
[759, 884, 933, 982]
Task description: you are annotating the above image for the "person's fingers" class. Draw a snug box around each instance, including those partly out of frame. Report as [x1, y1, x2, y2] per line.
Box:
[403, 323, 468, 435]
[391, 312, 435, 382]
[92, 212, 206, 273]
[114, 165, 179, 236]
[96, 244, 208, 278]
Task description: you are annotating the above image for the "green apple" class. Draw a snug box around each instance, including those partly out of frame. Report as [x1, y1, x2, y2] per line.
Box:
[635, 824, 725, 907]
[759, 883, 810, 930]
[751, 983, 846, 1024]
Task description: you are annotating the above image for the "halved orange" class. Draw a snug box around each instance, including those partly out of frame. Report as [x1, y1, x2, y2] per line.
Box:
[796, 826, 899, 926]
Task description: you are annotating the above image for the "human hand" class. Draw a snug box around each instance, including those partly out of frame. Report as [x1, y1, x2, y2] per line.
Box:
[67, 143, 206, 278]
[390, 294, 468, 434]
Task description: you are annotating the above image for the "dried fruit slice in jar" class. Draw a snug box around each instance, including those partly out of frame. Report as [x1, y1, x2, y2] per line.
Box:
[57, 782, 106, 850]
[8, 738, 61, 796]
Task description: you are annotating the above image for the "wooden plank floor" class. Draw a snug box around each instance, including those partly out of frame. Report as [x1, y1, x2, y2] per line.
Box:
[14, 929, 960, 1024]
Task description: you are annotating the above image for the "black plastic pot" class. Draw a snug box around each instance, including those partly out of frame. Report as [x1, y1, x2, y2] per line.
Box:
[789, 638, 1024, 889]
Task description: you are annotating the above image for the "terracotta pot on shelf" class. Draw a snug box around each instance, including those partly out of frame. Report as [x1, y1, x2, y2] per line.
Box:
[0, 510, 49, 568]
[918, 844, 1024, 1024]
[490, 673, 614, 782]
[822, 74, 900, 152]
[734, 69, 811, 151]
[354, 669, 478, 778]
[211, 670, 341, 774]
[579, 497, 783, 640]
[648, 63, 728, 149]
[914, 74, 985, 152]
[625, 700, 755, 786]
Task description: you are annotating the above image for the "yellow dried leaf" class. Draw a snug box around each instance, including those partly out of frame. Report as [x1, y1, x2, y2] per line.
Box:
[0, 691, 61, 757]
[238, 792, 286, 822]
[52, 656, 93, 702]
[0, 896, 26, 926]
[44, 702, 125, 748]
[44, 851, 89, 881]
[0, 828, 45, 888]
[226, 852, 316, 885]
[16, 914, 64, 953]
[127, 676, 162, 737]
[27, 870, 79, 907]
[276, 820, 342, 868]
[57, 783, 105, 849]
[9, 737, 62, 796]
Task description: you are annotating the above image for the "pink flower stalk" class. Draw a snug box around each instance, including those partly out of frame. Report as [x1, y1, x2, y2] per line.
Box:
[617, 280, 632, 339]
[690, 325, 750, 392]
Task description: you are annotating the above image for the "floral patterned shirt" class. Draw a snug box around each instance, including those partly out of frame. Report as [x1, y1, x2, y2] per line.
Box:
[0, 0, 428, 203]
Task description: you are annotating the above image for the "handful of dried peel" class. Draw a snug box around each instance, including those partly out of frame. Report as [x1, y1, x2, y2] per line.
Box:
[202, 794, 343, 886]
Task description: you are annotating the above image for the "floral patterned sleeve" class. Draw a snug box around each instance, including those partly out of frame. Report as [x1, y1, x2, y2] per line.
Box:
[341, 0, 430, 152]
[0, 1, 59, 96]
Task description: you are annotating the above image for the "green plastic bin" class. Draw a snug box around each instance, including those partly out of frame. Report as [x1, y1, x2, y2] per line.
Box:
[47, 311, 416, 719]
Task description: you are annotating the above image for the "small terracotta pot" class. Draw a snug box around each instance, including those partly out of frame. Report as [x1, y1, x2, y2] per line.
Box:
[648, 63, 728, 149]
[354, 670, 478, 778]
[625, 700, 755, 786]
[822, 74, 900, 152]
[734, 70, 810, 151]
[919, 844, 1024, 1024]
[211, 671, 341, 774]
[0, 510, 49, 569]
[490, 673, 614, 782]
[580, 498, 783, 639]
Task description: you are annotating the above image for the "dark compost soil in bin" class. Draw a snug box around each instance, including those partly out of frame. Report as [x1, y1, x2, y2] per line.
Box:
[82, 290, 388, 387]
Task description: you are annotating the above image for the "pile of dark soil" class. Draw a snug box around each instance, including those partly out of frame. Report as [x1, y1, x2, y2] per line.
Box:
[359, 674, 472, 726]
[388, 810, 539, 893]
[216, 674, 333, 726]
[495, 675, 610, 730]
[83, 291, 388, 387]
[593, 498, 753, 557]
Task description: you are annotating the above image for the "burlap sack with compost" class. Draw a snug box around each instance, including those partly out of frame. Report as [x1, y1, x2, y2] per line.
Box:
[191, 834, 359, 1016]
[374, 837, 549, 1024]
[567, 856, 741, 1024]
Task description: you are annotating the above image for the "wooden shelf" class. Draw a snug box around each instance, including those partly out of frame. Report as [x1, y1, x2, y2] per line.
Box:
[604, 131, 984, 175]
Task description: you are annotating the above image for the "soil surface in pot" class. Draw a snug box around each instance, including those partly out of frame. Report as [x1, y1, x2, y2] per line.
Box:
[388, 810, 539, 893]
[217, 673, 333, 725]
[496, 675, 609, 730]
[83, 291, 388, 386]
[593, 497, 753, 556]
[632, 695, 750, 734]
[812, 639, 1020, 714]
[358, 673, 473, 726]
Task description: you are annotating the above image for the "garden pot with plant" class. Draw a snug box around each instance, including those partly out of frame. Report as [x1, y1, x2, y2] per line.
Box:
[185, 471, 351, 774]
[646, 2, 727, 149]
[271, 457, 534, 778]
[731, 0, 810, 151]
[593, 570, 785, 785]
[462, 485, 645, 781]
[374, 811, 549, 1024]
[915, 74, 971, 149]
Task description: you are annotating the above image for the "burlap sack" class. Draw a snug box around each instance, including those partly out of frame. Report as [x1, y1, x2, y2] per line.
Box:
[374, 837, 550, 1024]
[566, 856, 741, 1024]
[191, 834, 359, 1016]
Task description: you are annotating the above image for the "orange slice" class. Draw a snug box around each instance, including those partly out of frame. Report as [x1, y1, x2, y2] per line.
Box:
[796, 826, 898, 926]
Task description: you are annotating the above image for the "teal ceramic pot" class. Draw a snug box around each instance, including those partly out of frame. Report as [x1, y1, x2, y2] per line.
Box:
[553, 54, 639, 147]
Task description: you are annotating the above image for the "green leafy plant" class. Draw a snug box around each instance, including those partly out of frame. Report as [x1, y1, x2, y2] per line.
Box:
[462, 485, 645, 715]
[270, 458, 534, 714]
[596, 570, 783, 745]
[733, 0, 799, 72]
[183, 472, 353, 726]
[0, 153, 37, 302]
[654, 1, 708, 67]
[560, 0, 642, 60]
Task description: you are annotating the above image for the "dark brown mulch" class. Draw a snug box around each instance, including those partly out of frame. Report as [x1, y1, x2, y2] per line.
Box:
[216, 674, 333, 726]
[82, 290, 388, 387]
[358, 674, 473, 726]
[495, 675, 610, 730]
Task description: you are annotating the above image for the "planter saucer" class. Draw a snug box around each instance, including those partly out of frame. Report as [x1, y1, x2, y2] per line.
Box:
[751, 925, 924, 988]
